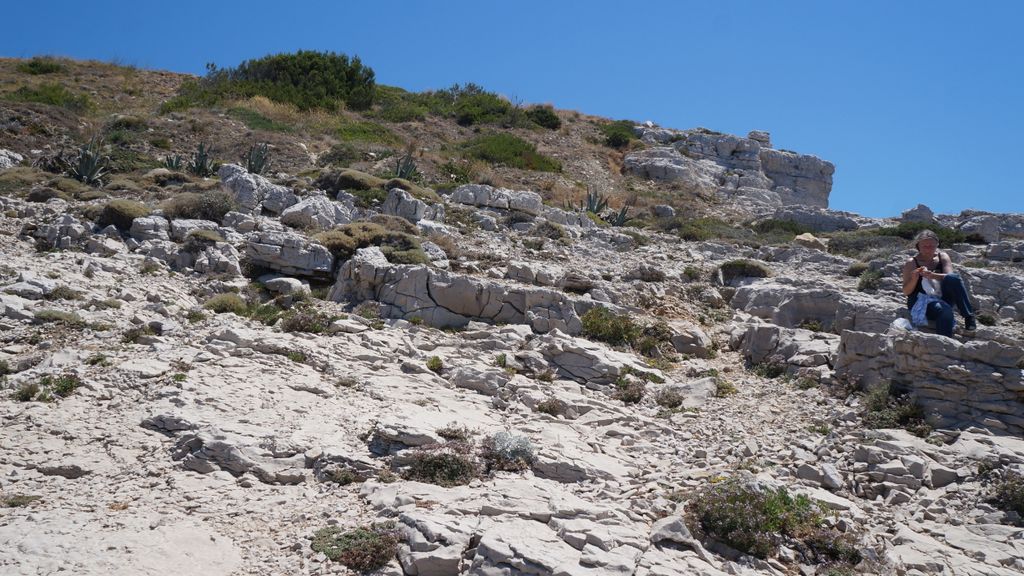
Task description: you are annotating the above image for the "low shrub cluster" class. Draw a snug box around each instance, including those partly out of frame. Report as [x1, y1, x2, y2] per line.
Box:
[600, 120, 637, 148]
[525, 105, 561, 129]
[480, 431, 536, 472]
[462, 133, 561, 172]
[580, 306, 642, 346]
[313, 222, 428, 265]
[163, 51, 376, 113]
[161, 191, 236, 223]
[862, 382, 931, 437]
[17, 57, 65, 75]
[992, 470, 1024, 517]
[405, 442, 478, 486]
[688, 478, 862, 566]
[311, 523, 399, 572]
[12, 373, 83, 402]
[536, 397, 568, 416]
[856, 269, 884, 292]
[828, 222, 984, 258]
[279, 306, 337, 334]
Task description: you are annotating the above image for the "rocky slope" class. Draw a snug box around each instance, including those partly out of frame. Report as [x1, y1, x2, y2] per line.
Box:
[1, 58, 1024, 576]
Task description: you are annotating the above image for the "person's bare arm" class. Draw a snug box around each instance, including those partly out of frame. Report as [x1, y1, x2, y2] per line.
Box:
[902, 260, 921, 296]
[922, 252, 953, 282]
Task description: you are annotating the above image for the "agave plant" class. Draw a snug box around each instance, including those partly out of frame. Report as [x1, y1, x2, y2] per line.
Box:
[244, 142, 271, 175]
[65, 138, 110, 186]
[610, 205, 631, 227]
[187, 142, 215, 177]
[162, 154, 183, 171]
[581, 188, 609, 214]
[393, 153, 421, 181]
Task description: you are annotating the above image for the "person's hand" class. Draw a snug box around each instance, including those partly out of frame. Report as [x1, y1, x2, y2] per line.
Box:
[912, 266, 925, 279]
[921, 269, 936, 280]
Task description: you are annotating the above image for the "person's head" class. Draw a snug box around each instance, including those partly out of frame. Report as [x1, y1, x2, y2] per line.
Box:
[914, 229, 940, 255]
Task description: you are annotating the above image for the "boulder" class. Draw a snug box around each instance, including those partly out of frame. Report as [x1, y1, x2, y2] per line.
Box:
[901, 204, 936, 223]
[279, 195, 351, 230]
[168, 219, 219, 242]
[382, 187, 428, 223]
[0, 149, 24, 171]
[245, 231, 334, 277]
[835, 330, 1024, 434]
[20, 214, 92, 250]
[670, 324, 714, 358]
[771, 206, 859, 232]
[450, 184, 543, 216]
[524, 330, 662, 388]
[731, 323, 839, 374]
[623, 147, 723, 195]
[218, 164, 295, 215]
[129, 215, 170, 242]
[793, 232, 828, 251]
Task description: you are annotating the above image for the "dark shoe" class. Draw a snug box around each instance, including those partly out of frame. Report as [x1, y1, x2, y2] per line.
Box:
[964, 317, 977, 331]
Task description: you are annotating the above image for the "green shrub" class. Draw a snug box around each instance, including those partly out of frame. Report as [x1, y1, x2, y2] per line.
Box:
[426, 356, 443, 373]
[161, 191, 237, 223]
[877, 221, 985, 246]
[203, 294, 248, 315]
[164, 51, 376, 113]
[17, 57, 65, 75]
[455, 92, 511, 126]
[827, 230, 906, 258]
[580, 307, 642, 346]
[977, 313, 997, 326]
[529, 220, 567, 240]
[715, 378, 738, 397]
[719, 259, 771, 283]
[311, 524, 399, 572]
[480, 431, 536, 472]
[862, 382, 930, 437]
[600, 120, 637, 148]
[993, 471, 1024, 516]
[526, 106, 561, 129]
[48, 374, 82, 398]
[462, 133, 561, 172]
[752, 219, 812, 236]
[857, 269, 883, 292]
[751, 358, 787, 379]
[97, 200, 150, 231]
[317, 142, 360, 167]
[370, 85, 429, 122]
[613, 376, 645, 404]
[687, 478, 857, 563]
[44, 285, 81, 301]
[6, 83, 91, 112]
[405, 444, 478, 486]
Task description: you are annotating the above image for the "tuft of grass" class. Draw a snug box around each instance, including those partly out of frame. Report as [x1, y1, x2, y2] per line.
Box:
[86, 354, 111, 367]
[462, 133, 561, 172]
[536, 397, 568, 416]
[279, 306, 336, 334]
[286, 351, 308, 363]
[715, 378, 738, 397]
[34, 309, 85, 328]
[12, 382, 40, 402]
[654, 387, 685, 409]
[581, 306, 642, 347]
[44, 285, 81, 301]
[227, 107, 292, 132]
[311, 524, 399, 572]
[436, 423, 474, 442]
[203, 294, 248, 315]
[862, 382, 931, 437]
[161, 191, 237, 223]
[613, 375, 645, 404]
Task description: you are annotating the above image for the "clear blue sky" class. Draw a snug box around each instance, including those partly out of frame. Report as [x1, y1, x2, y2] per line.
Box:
[2, 1, 1020, 218]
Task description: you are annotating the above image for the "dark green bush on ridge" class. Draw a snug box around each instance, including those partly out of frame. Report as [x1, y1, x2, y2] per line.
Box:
[163, 51, 376, 113]
[600, 120, 637, 148]
[6, 83, 92, 112]
[526, 106, 561, 129]
[17, 57, 65, 75]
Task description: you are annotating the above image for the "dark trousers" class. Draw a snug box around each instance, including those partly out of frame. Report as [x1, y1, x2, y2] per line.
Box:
[908, 274, 975, 337]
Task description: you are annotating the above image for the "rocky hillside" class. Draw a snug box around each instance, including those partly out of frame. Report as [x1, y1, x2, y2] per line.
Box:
[2, 55, 1024, 576]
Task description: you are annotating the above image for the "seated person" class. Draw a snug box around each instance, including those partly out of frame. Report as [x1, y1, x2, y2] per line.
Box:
[901, 229, 976, 336]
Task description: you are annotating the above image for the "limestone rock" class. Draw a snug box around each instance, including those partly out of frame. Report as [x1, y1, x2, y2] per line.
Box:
[168, 219, 219, 242]
[772, 206, 859, 232]
[129, 215, 170, 242]
[0, 149, 24, 170]
[901, 204, 936, 223]
[793, 232, 827, 251]
[218, 163, 296, 214]
[623, 147, 723, 196]
[245, 231, 334, 276]
[450, 184, 543, 216]
[279, 195, 351, 230]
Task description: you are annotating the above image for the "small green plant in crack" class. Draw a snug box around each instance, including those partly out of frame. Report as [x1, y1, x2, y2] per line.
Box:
[85, 353, 111, 367]
[12, 382, 40, 402]
[426, 356, 443, 373]
[336, 376, 360, 389]
[862, 382, 932, 437]
[122, 325, 157, 344]
[613, 375, 645, 404]
[714, 378, 738, 397]
[494, 353, 507, 368]
[654, 387, 685, 409]
[286, 351, 308, 363]
[171, 373, 187, 383]
[311, 523, 400, 572]
[535, 369, 555, 382]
